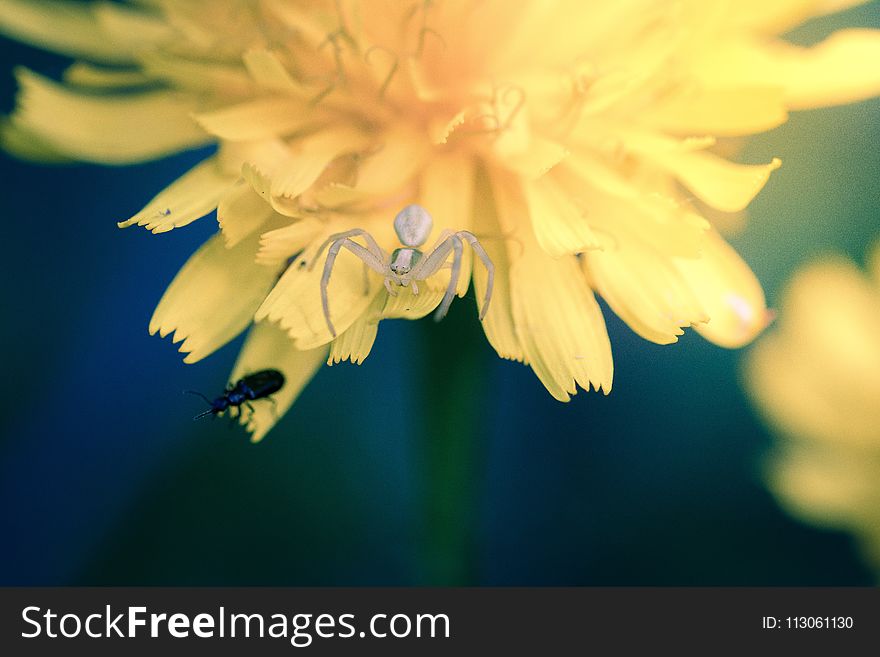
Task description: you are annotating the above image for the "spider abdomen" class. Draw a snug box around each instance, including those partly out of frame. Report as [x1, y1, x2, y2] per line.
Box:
[393, 204, 433, 247]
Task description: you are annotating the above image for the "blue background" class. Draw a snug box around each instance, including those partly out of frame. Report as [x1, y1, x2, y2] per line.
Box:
[1, 4, 878, 585]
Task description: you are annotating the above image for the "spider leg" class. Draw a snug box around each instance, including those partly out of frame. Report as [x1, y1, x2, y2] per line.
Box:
[410, 231, 495, 321]
[410, 235, 455, 278]
[434, 235, 463, 321]
[428, 228, 454, 251]
[384, 278, 398, 296]
[309, 228, 386, 272]
[321, 238, 387, 338]
[457, 231, 495, 320]
[408, 236, 458, 317]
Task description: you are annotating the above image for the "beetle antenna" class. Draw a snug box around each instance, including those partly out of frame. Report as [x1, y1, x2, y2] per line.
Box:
[185, 390, 216, 420]
[184, 390, 212, 404]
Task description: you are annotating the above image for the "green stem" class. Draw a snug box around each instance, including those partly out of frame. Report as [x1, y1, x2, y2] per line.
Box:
[416, 304, 489, 586]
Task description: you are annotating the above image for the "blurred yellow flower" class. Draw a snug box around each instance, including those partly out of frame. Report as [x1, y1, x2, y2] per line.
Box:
[745, 245, 880, 572]
[3, 0, 880, 439]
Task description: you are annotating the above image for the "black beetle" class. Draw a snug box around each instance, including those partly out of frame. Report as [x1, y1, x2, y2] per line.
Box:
[188, 369, 285, 420]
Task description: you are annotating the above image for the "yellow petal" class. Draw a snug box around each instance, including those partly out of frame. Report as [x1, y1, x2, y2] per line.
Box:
[491, 169, 613, 398]
[328, 294, 386, 365]
[471, 168, 523, 361]
[479, 0, 576, 70]
[767, 441, 880, 531]
[381, 286, 446, 320]
[782, 259, 880, 349]
[242, 161, 274, 202]
[585, 239, 709, 345]
[744, 253, 880, 460]
[743, 246, 880, 554]
[342, 125, 434, 195]
[555, 154, 709, 258]
[140, 51, 254, 95]
[675, 230, 771, 348]
[158, 1, 275, 55]
[217, 138, 292, 177]
[269, 128, 370, 201]
[315, 125, 428, 207]
[242, 131, 371, 217]
[777, 260, 880, 411]
[0, 0, 168, 63]
[639, 140, 781, 213]
[419, 152, 476, 297]
[243, 48, 313, 96]
[93, 1, 174, 50]
[261, 0, 335, 49]
[678, 152, 782, 213]
[119, 157, 233, 233]
[256, 223, 384, 348]
[428, 109, 468, 145]
[257, 218, 322, 265]
[63, 62, 151, 89]
[10, 68, 209, 164]
[230, 321, 327, 442]
[525, 177, 601, 257]
[501, 136, 570, 180]
[511, 252, 614, 399]
[193, 97, 316, 141]
[645, 86, 788, 137]
[747, 332, 880, 449]
[233, 140, 318, 217]
[218, 181, 276, 247]
[694, 30, 880, 110]
[150, 232, 281, 364]
[0, 118, 70, 163]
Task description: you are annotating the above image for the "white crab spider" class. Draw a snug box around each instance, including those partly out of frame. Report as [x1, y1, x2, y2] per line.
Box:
[309, 204, 495, 337]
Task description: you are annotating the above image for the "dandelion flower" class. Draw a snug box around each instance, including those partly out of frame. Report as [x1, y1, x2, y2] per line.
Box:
[745, 245, 880, 572]
[3, 0, 880, 440]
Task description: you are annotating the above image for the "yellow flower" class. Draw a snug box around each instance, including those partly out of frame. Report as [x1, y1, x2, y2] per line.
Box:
[745, 245, 880, 572]
[3, 0, 880, 440]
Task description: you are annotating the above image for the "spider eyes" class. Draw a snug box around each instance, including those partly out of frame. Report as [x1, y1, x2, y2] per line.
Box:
[390, 247, 420, 276]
